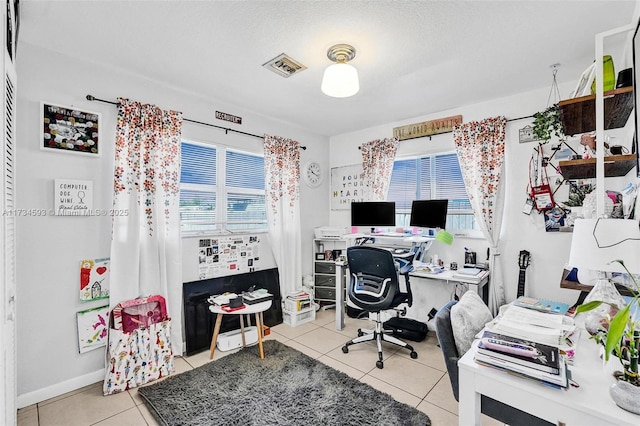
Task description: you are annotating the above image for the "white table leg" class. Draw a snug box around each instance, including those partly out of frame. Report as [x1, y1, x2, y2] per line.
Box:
[459, 364, 481, 426]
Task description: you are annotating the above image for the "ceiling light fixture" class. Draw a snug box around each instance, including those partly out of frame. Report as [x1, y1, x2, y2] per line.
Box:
[321, 44, 359, 98]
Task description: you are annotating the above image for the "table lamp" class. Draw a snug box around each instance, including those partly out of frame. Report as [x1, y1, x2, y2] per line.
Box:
[568, 218, 640, 332]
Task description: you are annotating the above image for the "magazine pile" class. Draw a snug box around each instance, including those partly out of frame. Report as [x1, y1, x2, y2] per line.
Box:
[474, 304, 576, 388]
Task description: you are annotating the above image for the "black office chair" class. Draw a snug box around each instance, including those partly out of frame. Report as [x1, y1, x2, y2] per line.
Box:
[341, 246, 418, 369]
[434, 301, 553, 425]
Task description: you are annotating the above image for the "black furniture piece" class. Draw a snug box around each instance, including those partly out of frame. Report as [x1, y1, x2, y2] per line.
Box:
[341, 246, 418, 369]
[434, 301, 553, 425]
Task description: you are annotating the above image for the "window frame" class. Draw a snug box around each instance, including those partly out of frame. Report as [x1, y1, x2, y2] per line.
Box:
[389, 150, 481, 237]
[179, 140, 267, 236]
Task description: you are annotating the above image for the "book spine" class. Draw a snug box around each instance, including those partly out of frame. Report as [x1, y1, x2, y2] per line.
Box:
[474, 353, 565, 386]
[477, 348, 559, 374]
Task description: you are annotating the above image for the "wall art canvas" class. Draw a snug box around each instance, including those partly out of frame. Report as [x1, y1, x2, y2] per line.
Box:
[331, 164, 366, 210]
[41, 101, 101, 156]
[80, 258, 110, 301]
[76, 305, 110, 353]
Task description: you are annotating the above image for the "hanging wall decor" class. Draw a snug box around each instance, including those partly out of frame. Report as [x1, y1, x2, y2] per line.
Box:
[80, 258, 110, 302]
[76, 305, 110, 353]
[41, 102, 101, 156]
[54, 179, 93, 216]
[330, 164, 365, 210]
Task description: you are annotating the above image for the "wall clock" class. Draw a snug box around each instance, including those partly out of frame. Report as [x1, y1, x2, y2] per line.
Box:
[303, 161, 323, 188]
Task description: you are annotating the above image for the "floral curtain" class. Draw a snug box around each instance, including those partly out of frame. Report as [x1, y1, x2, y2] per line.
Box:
[264, 135, 302, 296]
[361, 137, 399, 201]
[109, 98, 184, 354]
[453, 116, 507, 315]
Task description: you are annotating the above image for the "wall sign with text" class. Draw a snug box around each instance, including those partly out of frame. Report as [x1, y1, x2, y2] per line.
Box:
[331, 164, 366, 210]
[54, 179, 93, 216]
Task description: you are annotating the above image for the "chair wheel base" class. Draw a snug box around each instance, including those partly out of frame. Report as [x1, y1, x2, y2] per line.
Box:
[376, 360, 384, 369]
[342, 346, 349, 354]
[410, 351, 418, 359]
[357, 329, 364, 337]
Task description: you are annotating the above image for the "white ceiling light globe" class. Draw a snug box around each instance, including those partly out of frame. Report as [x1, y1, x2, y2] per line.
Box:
[321, 63, 359, 98]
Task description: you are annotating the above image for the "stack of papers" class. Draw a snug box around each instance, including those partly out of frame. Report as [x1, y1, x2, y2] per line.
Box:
[208, 293, 238, 306]
[485, 306, 575, 348]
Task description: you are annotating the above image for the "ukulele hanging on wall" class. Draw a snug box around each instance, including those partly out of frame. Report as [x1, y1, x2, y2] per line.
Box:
[517, 250, 531, 298]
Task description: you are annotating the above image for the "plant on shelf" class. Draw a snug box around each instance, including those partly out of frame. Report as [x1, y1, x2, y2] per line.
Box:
[577, 259, 639, 387]
[532, 104, 564, 143]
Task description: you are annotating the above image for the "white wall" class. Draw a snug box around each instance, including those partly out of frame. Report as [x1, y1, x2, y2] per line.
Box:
[329, 80, 636, 315]
[15, 42, 329, 406]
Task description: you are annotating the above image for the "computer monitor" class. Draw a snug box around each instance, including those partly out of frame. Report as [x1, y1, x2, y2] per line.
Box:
[350, 201, 396, 227]
[409, 199, 448, 229]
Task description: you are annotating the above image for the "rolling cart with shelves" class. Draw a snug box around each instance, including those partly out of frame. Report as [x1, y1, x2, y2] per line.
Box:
[312, 238, 348, 306]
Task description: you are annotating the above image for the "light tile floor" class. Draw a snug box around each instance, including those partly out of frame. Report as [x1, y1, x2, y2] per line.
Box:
[17, 309, 502, 425]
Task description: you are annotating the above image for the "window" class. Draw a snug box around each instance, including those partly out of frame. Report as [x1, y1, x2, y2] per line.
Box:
[387, 152, 476, 232]
[225, 150, 266, 230]
[179, 141, 266, 234]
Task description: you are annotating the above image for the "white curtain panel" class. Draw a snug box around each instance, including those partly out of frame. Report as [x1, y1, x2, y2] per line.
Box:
[109, 98, 184, 354]
[360, 138, 399, 201]
[264, 135, 302, 297]
[453, 116, 507, 315]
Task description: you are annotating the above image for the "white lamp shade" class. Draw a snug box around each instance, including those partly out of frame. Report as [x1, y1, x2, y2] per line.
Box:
[568, 218, 640, 274]
[321, 63, 359, 98]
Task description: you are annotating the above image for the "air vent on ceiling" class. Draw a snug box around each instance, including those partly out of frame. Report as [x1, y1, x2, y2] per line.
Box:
[262, 53, 307, 78]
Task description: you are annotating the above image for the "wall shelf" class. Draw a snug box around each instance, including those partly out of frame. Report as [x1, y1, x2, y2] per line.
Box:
[558, 86, 633, 136]
[558, 153, 636, 180]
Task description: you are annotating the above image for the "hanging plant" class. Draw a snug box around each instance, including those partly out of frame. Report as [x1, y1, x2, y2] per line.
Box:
[532, 104, 564, 143]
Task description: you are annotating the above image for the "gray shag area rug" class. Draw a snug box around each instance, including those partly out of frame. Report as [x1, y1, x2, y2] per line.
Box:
[138, 340, 431, 426]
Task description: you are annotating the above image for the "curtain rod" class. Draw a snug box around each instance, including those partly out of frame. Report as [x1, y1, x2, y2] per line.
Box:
[357, 114, 535, 149]
[85, 95, 306, 150]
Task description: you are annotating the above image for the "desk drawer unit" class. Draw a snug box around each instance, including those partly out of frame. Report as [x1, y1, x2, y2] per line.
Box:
[315, 274, 335, 287]
[312, 238, 348, 303]
[314, 262, 336, 274]
[315, 286, 336, 300]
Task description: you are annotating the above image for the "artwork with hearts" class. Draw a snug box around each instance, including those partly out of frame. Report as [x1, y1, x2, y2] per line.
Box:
[80, 257, 110, 301]
[76, 305, 110, 353]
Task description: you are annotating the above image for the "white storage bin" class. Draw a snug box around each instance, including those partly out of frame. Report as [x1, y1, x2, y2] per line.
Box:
[283, 307, 316, 327]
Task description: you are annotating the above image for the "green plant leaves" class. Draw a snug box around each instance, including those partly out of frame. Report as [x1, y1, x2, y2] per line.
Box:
[532, 104, 564, 143]
[575, 300, 603, 314]
[605, 303, 630, 361]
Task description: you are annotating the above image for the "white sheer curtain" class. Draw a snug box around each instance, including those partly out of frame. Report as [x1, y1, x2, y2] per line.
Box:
[109, 98, 184, 354]
[453, 116, 507, 315]
[361, 137, 399, 201]
[264, 135, 302, 296]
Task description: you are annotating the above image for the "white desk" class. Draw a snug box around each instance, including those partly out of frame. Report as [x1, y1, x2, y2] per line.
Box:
[458, 327, 639, 426]
[410, 269, 490, 304]
[333, 265, 490, 331]
[208, 300, 272, 360]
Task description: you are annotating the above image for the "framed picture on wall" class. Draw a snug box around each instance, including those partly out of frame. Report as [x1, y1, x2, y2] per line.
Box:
[40, 101, 101, 156]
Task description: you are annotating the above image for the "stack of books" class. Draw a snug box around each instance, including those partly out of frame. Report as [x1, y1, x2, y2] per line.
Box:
[284, 291, 312, 312]
[473, 330, 568, 388]
[475, 304, 576, 388]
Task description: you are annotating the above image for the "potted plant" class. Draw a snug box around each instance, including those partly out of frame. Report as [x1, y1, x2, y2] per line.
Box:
[532, 104, 564, 143]
[576, 259, 640, 413]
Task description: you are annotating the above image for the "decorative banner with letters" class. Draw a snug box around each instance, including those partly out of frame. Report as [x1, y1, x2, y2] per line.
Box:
[331, 164, 366, 210]
[393, 115, 462, 141]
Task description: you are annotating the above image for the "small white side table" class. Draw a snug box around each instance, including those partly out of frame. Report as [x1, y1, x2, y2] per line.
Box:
[208, 300, 272, 360]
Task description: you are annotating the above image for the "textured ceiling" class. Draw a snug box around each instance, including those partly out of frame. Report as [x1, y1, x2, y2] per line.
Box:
[19, 0, 638, 136]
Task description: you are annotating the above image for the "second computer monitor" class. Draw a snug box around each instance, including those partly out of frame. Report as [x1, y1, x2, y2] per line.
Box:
[409, 199, 448, 230]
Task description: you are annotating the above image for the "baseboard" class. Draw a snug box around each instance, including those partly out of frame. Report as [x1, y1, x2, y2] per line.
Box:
[17, 368, 105, 409]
